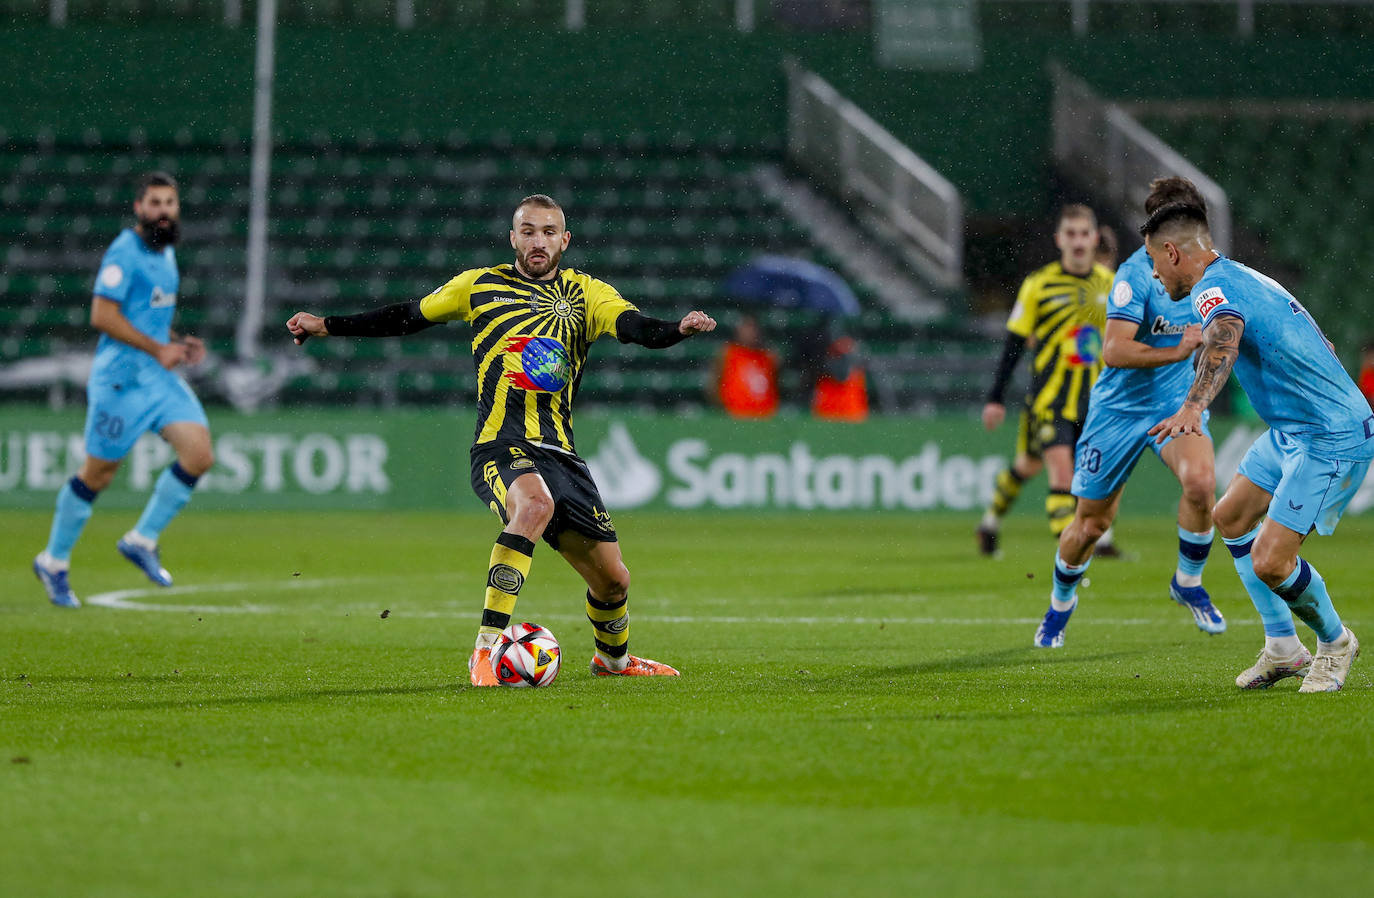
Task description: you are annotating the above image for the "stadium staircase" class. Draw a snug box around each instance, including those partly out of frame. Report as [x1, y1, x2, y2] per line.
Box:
[0, 129, 993, 414]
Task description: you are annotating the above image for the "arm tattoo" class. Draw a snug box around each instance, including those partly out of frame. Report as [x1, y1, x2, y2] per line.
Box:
[1184, 316, 1243, 410]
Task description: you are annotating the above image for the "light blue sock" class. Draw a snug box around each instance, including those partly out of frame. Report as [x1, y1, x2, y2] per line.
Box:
[45, 476, 98, 562]
[1176, 525, 1213, 579]
[1051, 552, 1090, 609]
[1274, 558, 1344, 643]
[1223, 525, 1296, 638]
[134, 463, 199, 542]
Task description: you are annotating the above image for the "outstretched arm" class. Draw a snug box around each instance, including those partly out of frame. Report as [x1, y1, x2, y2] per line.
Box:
[616, 309, 716, 348]
[1149, 314, 1243, 443]
[287, 300, 438, 345]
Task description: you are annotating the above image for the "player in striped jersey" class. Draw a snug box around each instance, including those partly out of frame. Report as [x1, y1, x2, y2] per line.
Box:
[977, 205, 1115, 556]
[287, 195, 716, 686]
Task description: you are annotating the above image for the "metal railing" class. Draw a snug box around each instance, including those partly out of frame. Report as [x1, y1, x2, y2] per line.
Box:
[786, 64, 963, 287]
[1052, 64, 1232, 253]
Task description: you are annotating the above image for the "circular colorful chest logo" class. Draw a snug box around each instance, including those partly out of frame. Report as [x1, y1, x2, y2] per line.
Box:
[1064, 324, 1102, 366]
[505, 335, 571, 392]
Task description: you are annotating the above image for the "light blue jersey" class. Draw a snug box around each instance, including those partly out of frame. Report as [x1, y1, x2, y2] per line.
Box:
[1191, 256, 1374, 459]
[1090, 245, 1199, 414]
[84, 227, 205, 461]
[90, 228, 179, 383]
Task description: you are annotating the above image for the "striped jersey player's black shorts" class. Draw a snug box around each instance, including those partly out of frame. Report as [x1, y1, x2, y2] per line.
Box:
[470, 440, 618, 550]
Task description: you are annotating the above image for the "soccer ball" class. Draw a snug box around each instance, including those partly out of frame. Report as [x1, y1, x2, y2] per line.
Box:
[490, 622, 561, 687]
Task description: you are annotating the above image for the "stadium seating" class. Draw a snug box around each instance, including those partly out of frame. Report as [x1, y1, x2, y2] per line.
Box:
[0, 130, 993, 412]
[1140, 115, 1374, 353]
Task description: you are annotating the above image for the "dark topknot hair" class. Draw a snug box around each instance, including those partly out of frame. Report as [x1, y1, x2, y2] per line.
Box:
[1145, 176, 1207, 217]
[135, 171, 178, 201]
[1139, 202, 1209, 239]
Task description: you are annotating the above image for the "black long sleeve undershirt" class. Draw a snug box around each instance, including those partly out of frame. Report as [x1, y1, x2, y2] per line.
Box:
[615, 310, 687, 349]
[986, 332, 1027, 404]
[324, 301, 438, 337]
[322, 302, 687, 349]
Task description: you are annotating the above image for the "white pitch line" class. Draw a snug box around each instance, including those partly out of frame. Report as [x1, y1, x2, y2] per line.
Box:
[84, 579, 1272, 627]
[86, 577, 388, 614]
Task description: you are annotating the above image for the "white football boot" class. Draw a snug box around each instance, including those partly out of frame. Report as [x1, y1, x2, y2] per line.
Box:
[1235, 644, 1312, 689]
[1299, 628, 1360, 693]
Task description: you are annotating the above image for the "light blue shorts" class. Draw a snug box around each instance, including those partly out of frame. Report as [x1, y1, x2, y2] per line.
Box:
[1237, 428, 1370, 536]
[1071, 406, 1211, 501]
[84, 368, 209, 461]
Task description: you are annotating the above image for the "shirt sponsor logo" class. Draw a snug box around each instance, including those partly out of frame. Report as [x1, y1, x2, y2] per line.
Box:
[1111, 281, 1133, 308]
[1150, 316, 1188, 336]
[99, 264, 124, 288]
[1194, 287, 1228, 318]
[1064, 323, 1102, 366]
[503, 335, 571, 392]
[149, 287, 176, 308]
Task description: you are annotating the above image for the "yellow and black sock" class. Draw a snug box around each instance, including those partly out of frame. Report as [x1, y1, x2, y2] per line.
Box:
[1047, 490, 1076, 537]
[478, 532, 535, 645]
[586, 590, 629, 666]
[989, 468, 1026, 519]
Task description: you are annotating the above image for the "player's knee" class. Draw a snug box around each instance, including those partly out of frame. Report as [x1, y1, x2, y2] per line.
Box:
[1077, 514, 1110, 543]
[512, 492, 554, 528]
[181, 445, 214, 478]
[1179, 472, 1215, 510]
[78, 460, 118, 492]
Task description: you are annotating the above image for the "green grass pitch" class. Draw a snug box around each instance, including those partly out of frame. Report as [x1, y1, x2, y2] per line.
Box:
[3, 508, 1372, 897]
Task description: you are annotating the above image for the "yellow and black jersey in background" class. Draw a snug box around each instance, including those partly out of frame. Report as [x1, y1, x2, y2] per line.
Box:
[420, 264, 637, 453]
[1004, 261, 1113, 422]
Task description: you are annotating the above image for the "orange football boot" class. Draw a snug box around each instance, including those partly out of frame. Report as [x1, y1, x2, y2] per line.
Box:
[468, 646, 500, 687]
[589, 654, 680, 677]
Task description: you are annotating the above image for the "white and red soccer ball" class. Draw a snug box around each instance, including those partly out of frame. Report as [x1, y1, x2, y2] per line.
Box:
[490, 622, 561, 687]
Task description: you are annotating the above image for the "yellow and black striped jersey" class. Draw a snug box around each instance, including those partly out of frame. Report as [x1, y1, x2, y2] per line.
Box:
[420, 264, 638, 453]
[1005, 260, 1113, 421]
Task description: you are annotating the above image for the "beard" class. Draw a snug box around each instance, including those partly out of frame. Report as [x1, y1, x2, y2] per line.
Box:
[139, 215, 180, 249]
[517, 245, 561, 278]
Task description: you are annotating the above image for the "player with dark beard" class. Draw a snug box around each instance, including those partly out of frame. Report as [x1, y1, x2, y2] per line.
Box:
[288, 195, 717, 686]
[33, 172, 214, 607]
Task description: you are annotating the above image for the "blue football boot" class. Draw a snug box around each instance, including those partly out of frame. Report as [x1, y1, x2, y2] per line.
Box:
[117, 535, 173, 587]
[33, 555, 80, 608]
[1033, 603, 1075, 648]
[1170, 576, 1225, 635]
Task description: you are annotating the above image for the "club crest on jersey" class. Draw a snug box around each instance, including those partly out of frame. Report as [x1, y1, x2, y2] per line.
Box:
[1111, 281, 1133, 308]
[1064, 323, 1102, 366]
[1194, 287, 1228, 318]
[504, 335, 571, 392]
[99, 264, 124, 288]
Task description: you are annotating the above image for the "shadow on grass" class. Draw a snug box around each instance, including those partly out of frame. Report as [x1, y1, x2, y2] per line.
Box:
[803, 647, 1139, 690]
[900, 690, 1248, 723]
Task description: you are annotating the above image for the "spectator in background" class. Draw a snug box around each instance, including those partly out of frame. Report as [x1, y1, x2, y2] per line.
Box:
[1358, 340, 1374, 410]
[811, 332, 869, 421]
[711, 313, 780, 418]
[1096, 224, 1120, 270]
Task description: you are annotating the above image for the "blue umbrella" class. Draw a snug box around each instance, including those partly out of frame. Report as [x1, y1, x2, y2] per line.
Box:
[722, 255, 861, 318]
